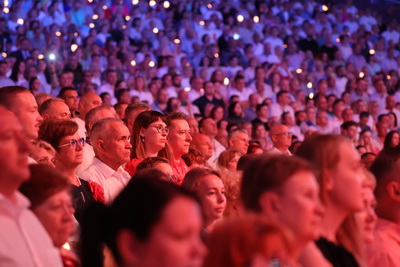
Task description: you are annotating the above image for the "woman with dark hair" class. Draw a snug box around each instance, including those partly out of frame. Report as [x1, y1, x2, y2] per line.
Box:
[240, 154, 324, 266]
[210, 105, 225, 124]
[227, 102, 245, 125]
[125, 110, 168, 176]
[80, 171, 206, 267]
[29, 76, 41, 95]
[182, 168, 226, 237]
[296, 135, 365, 266]
[39, 119, 104, 222]
[383, 130, 400, 149]
[386, 111, 398, 131]
[10, 60, 27, 86]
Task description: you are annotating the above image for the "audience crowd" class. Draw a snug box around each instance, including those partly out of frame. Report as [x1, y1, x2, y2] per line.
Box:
[1, 0, 400, 266]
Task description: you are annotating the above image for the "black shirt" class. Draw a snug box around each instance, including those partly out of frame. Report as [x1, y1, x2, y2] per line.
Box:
[316, 237, 359, 267]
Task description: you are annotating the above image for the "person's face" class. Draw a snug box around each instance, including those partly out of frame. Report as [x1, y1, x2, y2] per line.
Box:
[103, 122, 132, 166]
[47, 101, 71, 120]
[213, 107, 224, 121]
[355, 185, 377, 244]
[167, 119, 192, 157]
[392, 133, 400, 147]
[201, 118, 217, 137]
[272, 126, 292, 148]
[142, 119, 168, 152]
[194, 135, 213, 159]
[13, 92, 43, 139]
[63, 90, 79, 111]
[229, 132, 249, 155]
[235, 79, 245, 90]
[134, 197, 205, 267]
[331, 143, 364, 212]
[56, 133, 84, 168]
[107, 72, 118, 85]
[33, 190, 75, 247]
[82, 94, 102, 113]
[346, 126, 357, 140]
[34, 147, 55, 168]
[158, 90, 169, 104]
[275, 171, 323, 242]
[60, 73, 74, 87]
[0, 111, 30, 186]
[255, 125, 266, 138]
[204, 82, 214, 95]
[227, 153, 240, 172]
[362, 131, 372, 145]
[317, 112, 328, 126]
[196, 175, 226, 222]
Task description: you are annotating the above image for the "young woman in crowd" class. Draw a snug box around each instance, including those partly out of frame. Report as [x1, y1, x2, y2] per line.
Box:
[241, 154, 325, 266]
[383, 130, 400, 149]
[39, 119, 103, 222]
[217, 149, 241, 173]
[296, 134, 365, 266]
[182, 168, 226, 239]
[125, 110, 168, 176]
[80, 172, 206, 267]
[20, 165, 78, 267]
[359, 129, 381, 154]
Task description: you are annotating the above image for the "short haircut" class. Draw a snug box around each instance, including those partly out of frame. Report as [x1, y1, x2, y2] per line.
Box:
[341, 121, 357, 130]
[29, 140, 56, 158]
[163, 112, 188, 127]
[228, 128, 247, 142]
[58, 87, 77, 99]
[198, 117, 213, 129]
[241, 154, 313, 212]
[276, 90, 289, 99]
[0, 86, 30, 110]
[90, 117, 123, 143]
[124, 102, 150, 120]
[85, 105, 115, 134]
[39, 98, 65, 115]
[136, 157, 170, 172]
[256, 103, 268, 112]
[38, 119, 78, 151]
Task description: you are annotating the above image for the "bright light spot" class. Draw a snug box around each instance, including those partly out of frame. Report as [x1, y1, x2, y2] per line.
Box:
[223, 77, 229, 86]
[55, 31, 61, 37]
[336, 38, 340, 43]
[132, 0, 139, 4]
[17, 18, 24, 25]
[322, 5, 328, 12]
[88, 0, 93, 3]
[102, 5, 107, 10]
[92, 14, 98, 20]
[48, 53, 56, 61]
[4, 0, 8, 7]
[38, 54, 44, 60]
[387, 75, 391, 80]
[253, 16, 259, 23]
[149, 0, 156, 7]
[149, 61, 155, 67]
[74, 32, 78, 37]
[309, 92, 314, 99]
[296, 69, 302, 74]
[89, 23, 95, 28]
[125, 16, 131, 21]
[283, 44, 287, 49]
[207, 3, 212, 8]
[130, 60, 136, 66]
[71, 44, 78, 53]
[307, 82, 312, 89]
[174, 39, 180, 44]
[184, 87, 191, 92]
[369, 49, 375, 55]
[233, 33, 240, 40]
[122, 25, 126, 29]
[3, 7, 9, 14]
[359, 72, 364, 78]
[1, 52, 7, 58]
[163, 1, 170, 8]
[62, 243, 71, 251]
[199, 21, 205, 26]
[237, 14, 244, 23]
[214, 53, 219, 58]
[152, 28, 159, 34]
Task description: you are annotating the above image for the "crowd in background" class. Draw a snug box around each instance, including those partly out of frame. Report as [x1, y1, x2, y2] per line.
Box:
[1, 0, 400, 266]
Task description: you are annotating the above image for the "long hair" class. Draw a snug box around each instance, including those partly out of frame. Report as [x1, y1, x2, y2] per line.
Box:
[130, 110, 164, 159]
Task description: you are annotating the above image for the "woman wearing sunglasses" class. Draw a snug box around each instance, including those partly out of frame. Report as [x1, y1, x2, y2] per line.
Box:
[39, 119, 104, 223]
[125, 110, 169, 176]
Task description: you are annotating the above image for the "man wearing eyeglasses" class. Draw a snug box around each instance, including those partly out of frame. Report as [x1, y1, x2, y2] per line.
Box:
[269, 124, 293, 156]
[80, 118, 132, 202]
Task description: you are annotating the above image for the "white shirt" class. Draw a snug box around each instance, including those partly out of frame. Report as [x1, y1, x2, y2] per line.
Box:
[269, 103, 295, 119]
[0, 192, 63, 267]
[80, 158, 131, 202]
[228, 87, 254, 102]
[72, 117, 86, 139]
[76, 143, 95, 176]
[210, 139, 226, 163]
[130, 90, 154, 104]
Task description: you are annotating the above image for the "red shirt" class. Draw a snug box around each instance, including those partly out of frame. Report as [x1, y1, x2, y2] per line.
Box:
[171, 158, 189, 185]
[124, 158, 143, 176]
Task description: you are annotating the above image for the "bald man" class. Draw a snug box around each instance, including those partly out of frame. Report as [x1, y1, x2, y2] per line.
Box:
[0, 107, 63, 266]
[39, 98, 71, 120]
[269, 124, 293, 155]
[72, 93, 102, 138]
[191, 133, 213, 160]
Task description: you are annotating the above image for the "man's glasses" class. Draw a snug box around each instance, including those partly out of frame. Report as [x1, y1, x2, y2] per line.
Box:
[151, 125, 169, 134]
[58, 138, 86, 148]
